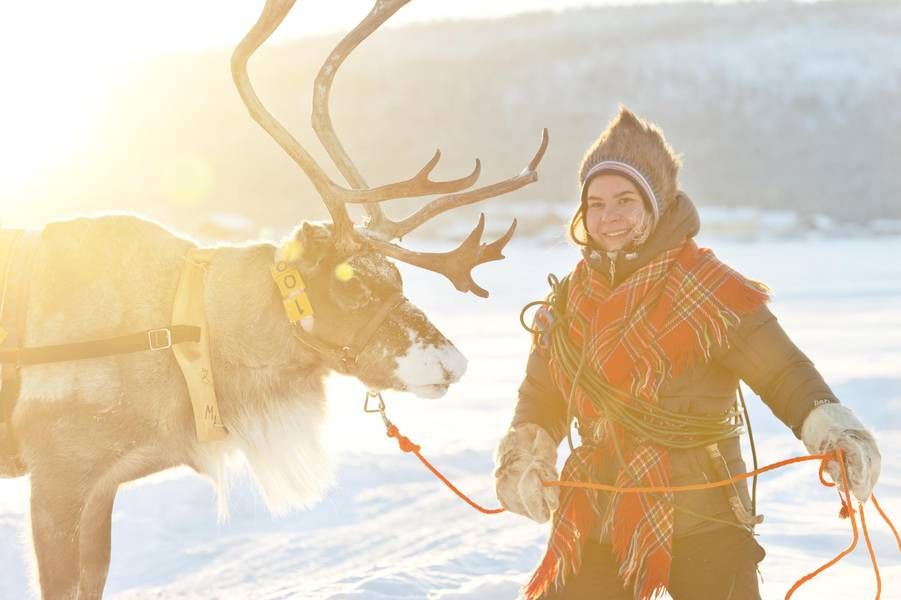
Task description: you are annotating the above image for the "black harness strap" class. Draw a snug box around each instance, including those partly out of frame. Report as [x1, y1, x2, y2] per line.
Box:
[0, 325, 201, 367]
[292, 292, 406, 369]
[0, 229, 202, 368]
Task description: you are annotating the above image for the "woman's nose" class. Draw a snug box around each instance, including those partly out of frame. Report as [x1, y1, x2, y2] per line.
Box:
[599, 207, 622, 222]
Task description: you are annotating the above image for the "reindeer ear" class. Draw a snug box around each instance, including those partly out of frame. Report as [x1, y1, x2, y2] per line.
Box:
[284, 221, 334, 273]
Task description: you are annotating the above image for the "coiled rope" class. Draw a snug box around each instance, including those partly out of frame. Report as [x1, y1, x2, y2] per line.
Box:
[520, 273, 743, 450]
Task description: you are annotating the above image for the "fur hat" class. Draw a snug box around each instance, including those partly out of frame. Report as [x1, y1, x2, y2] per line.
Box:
[571, 106, 681, 246]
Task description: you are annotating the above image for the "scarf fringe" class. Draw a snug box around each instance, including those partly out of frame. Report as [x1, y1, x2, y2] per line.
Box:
[633, 267, 769, 399]
[522, 548, 561, 600]
[522, 454, 596, 599]
[633, 550, 673, 600]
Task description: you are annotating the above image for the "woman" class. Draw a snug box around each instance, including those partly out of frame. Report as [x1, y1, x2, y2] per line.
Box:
[494, 107, 882, 600]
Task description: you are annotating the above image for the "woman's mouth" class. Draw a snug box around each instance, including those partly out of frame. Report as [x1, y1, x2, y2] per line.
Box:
[601, 229, 630, 238]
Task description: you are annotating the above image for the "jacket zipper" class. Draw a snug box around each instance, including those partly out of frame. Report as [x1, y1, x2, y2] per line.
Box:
[606, 251, 617, 285]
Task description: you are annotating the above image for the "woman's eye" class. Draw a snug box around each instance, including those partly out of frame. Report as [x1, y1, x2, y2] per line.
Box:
[618, 196, 635, 206]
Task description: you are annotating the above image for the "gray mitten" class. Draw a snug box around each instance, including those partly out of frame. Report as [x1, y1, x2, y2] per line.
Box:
[494, 423, 560, 523]
[801, 403, 881, 503]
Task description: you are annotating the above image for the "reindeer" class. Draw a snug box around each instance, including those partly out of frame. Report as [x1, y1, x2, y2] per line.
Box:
[0, 0, 547, 598]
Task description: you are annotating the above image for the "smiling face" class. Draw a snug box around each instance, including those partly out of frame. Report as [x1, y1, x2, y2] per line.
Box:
[583, 173, 650, 251]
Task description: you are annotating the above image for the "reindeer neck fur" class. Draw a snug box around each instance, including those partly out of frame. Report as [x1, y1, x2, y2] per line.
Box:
[191, 241, 339, 515]
[203, 242, 323, 375]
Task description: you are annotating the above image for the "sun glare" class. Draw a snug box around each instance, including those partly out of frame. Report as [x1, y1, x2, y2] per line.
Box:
[162, 156, 217, 209]
[0, 62, 110, 189]
[0, 0, 661, 229]
[0, 5, 120, 228]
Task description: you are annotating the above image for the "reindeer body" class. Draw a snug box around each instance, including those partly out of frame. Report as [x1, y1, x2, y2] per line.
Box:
[9, 215, 334, 597]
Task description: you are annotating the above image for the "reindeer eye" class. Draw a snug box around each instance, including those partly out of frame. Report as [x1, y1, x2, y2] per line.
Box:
[332, 271, 373, 310]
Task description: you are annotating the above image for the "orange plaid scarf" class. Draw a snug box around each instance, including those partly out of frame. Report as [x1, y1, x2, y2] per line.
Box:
[524, 240, 769, 600]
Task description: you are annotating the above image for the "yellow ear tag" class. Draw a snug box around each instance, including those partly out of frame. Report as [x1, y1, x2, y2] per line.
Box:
[0, 326, 7, 345]
[271, 261, 315, 323]
[283, 294, 315, 323]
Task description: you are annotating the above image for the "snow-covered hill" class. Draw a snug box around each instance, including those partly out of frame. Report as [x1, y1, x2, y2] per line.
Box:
[5, 1, 900, 231]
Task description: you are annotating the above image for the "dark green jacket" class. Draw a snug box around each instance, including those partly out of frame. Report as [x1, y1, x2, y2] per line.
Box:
[512, 192, 838, 536]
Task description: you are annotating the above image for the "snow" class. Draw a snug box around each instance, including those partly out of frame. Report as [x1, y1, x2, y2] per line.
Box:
[2, 233, 900, 599]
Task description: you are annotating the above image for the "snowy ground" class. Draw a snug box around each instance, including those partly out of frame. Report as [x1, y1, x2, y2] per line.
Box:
[1, 234, 899, 599]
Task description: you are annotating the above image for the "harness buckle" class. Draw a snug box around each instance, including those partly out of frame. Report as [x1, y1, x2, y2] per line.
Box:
[148, 328, 173, 351]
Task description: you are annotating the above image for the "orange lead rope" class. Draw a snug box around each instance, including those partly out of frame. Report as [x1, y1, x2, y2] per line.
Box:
[365, 391, 504, 515]
[367, 393, 900, 598]
[785, 452, 862, 599]
[785, 452, 900, 600]
[385, 422, 504, 515]
[872, 495, 901, 552]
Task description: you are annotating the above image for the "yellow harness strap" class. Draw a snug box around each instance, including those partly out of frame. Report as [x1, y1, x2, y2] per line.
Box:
[172, 248, 228, 442]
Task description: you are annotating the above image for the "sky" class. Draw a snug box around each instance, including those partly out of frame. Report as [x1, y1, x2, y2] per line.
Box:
[1, 1, 764, 62]
[0, 0, 821, 214]
[0, 0, 640, 200]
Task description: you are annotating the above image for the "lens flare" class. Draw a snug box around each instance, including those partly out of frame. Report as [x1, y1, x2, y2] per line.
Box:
[334, 263, 354, 282]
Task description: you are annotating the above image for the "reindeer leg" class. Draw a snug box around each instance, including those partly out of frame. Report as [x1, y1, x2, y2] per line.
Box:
[21, 402, 176, 600]
[29, 462, 91, 600]
[75, 483, 116, 600]
[76, 446, 170, 600]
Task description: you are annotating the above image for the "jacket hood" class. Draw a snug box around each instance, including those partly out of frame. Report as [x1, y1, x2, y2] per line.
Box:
[583, 190, 700, 284]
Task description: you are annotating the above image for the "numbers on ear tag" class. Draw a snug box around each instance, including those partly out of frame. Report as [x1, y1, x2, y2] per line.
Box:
[283, 294, 315, 322]
[272, 265, 303, 295]
[271, 263, 315, 322]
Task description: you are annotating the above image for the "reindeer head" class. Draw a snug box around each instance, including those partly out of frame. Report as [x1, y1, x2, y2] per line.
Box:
[233, 0, 547, 398]
[273, 221, 464, 398]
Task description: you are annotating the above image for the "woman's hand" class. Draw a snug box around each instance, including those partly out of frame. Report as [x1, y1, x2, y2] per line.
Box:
[801, 403, 881, 503]
[494, 423, 560, 522]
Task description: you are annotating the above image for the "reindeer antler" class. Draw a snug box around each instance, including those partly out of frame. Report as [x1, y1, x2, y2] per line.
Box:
[365, 214, 519, 298]
[234, 0, 548, 295]
[232, 0, 354, 246]
[357, 130, 546, 298]
[359, 130, 548, 241]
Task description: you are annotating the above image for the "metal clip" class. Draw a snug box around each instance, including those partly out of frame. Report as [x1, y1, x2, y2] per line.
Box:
[364, 390, 391, 428]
